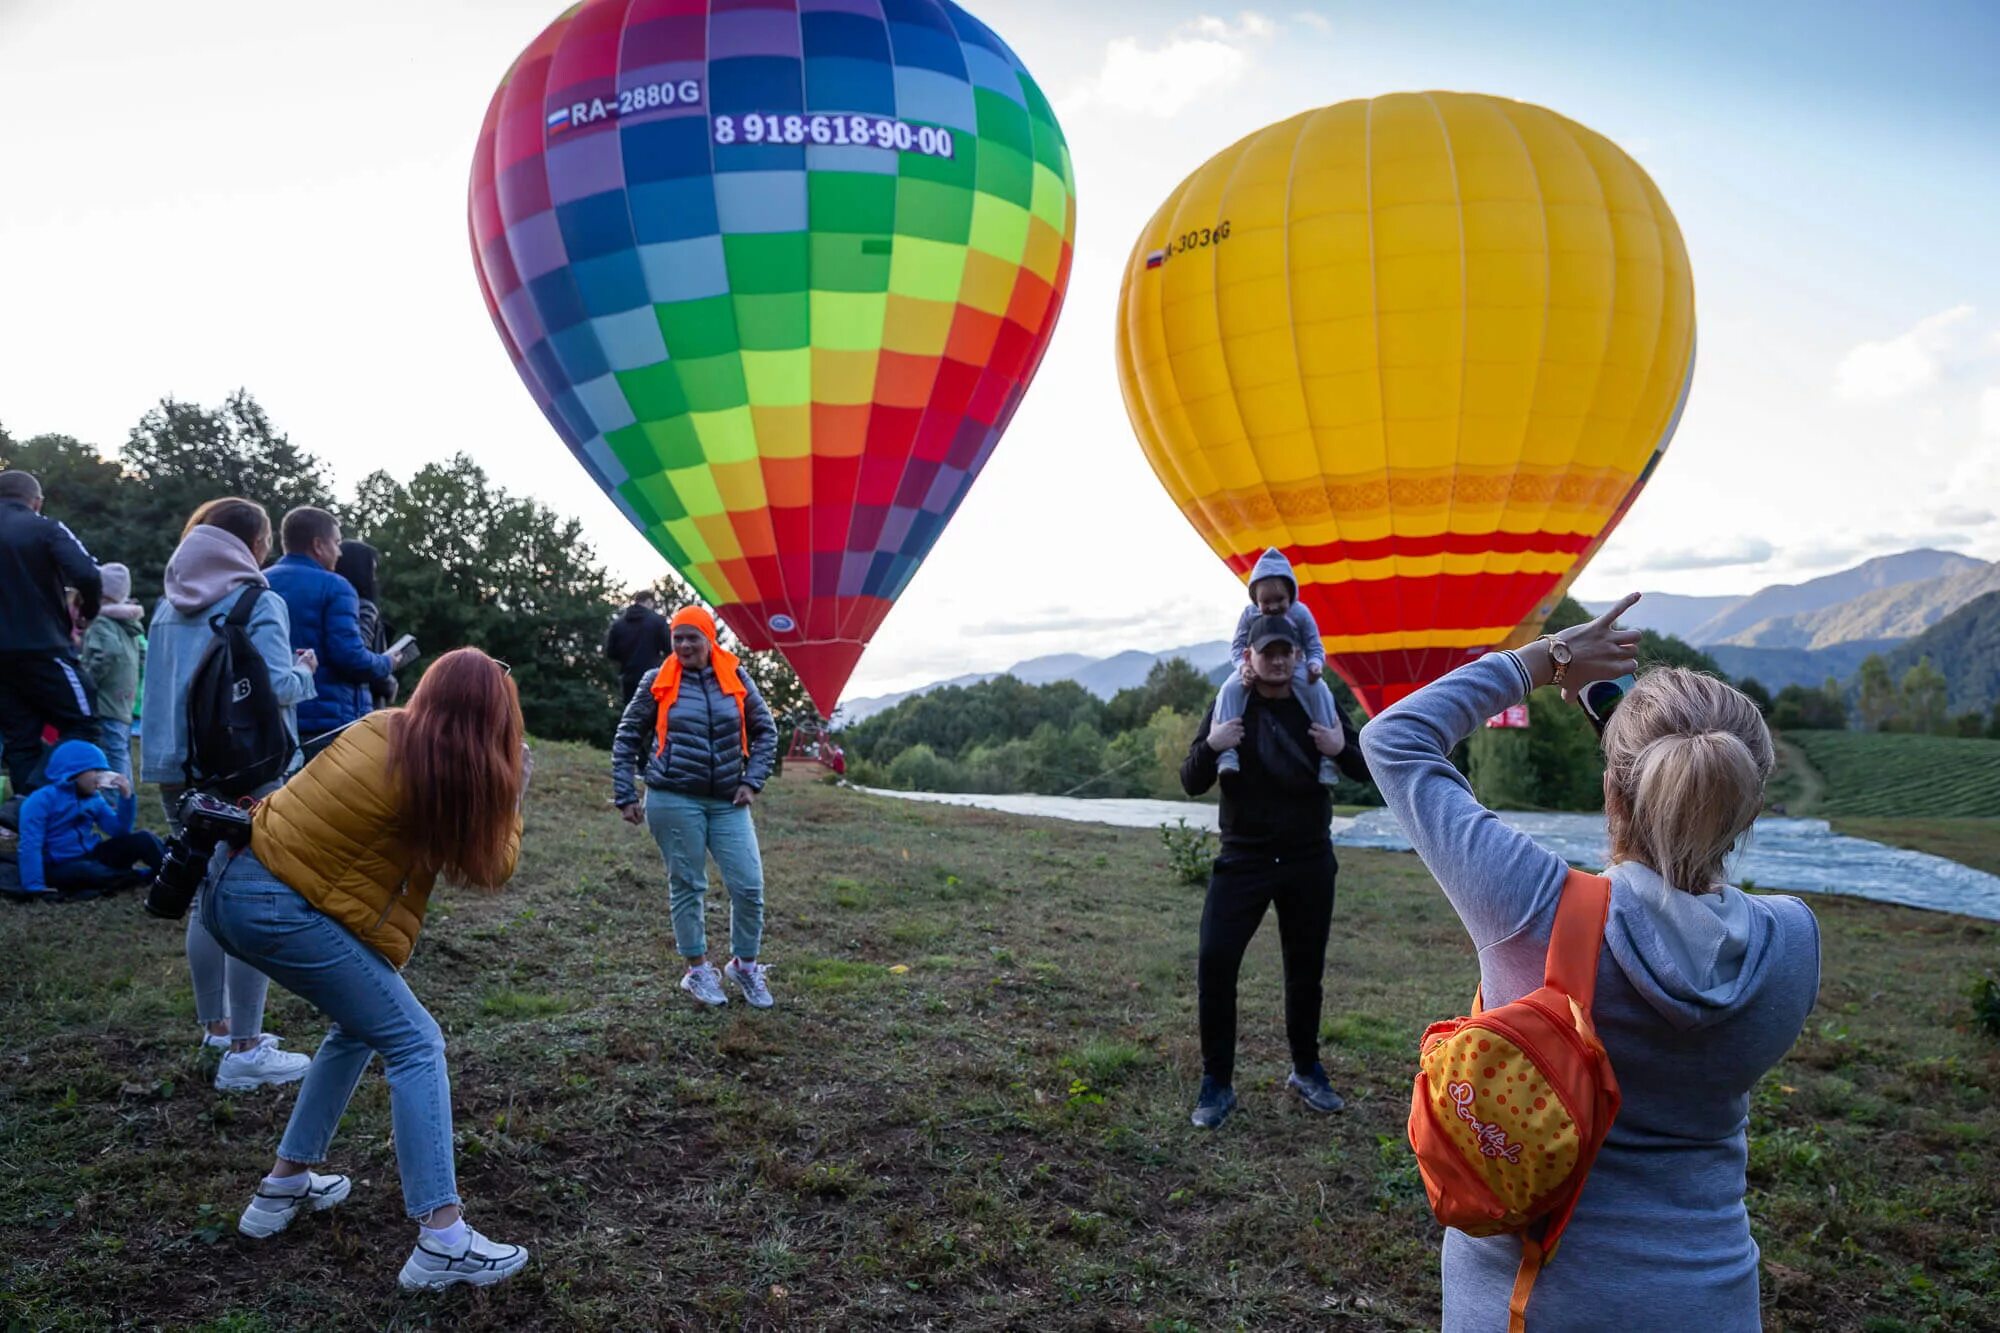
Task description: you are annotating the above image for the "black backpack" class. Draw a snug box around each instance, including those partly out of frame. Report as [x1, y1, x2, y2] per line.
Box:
[184, 587, 293, 797]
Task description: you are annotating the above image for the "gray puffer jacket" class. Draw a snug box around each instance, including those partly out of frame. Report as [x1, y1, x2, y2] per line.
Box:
[612, 664, 777, 805]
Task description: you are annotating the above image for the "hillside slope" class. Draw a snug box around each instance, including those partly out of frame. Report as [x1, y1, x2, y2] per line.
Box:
[1719, 560, 2000, 650]
[1880, 589, 2000, 714]
[1689, 549, 1983, 645]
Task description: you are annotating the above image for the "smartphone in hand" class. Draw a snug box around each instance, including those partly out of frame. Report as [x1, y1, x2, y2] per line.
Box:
[387, 634, 418, 667]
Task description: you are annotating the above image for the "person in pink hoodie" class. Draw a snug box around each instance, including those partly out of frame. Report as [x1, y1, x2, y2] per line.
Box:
[140, 498, 317, 1093]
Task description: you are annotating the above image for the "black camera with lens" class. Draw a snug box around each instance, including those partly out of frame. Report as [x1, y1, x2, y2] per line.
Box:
[144, 792, 255, 921]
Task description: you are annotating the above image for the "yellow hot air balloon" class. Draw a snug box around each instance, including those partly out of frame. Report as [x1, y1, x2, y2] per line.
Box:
[1116, 92, 1693, 714]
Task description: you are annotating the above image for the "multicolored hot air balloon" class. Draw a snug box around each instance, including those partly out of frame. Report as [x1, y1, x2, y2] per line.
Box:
[1116, 92, 1693, 715]
[470, 0, 1076, 716]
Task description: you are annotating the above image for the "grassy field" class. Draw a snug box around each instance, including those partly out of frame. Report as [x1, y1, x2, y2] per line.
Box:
[3, 743, 1999, 1331]
[1781, 731, 2000, 819]
[1771, 731, 2000, 878]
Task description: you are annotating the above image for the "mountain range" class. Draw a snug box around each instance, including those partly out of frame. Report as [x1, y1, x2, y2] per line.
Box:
[842, 549, 2000, 723]
[839, 641, 1231, 723]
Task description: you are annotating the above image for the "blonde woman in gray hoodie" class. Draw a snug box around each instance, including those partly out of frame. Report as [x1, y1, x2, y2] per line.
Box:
[141, 498, 317, 1093]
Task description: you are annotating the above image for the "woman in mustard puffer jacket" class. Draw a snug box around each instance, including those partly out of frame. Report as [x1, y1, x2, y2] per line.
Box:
[202, 648, 532, 1292]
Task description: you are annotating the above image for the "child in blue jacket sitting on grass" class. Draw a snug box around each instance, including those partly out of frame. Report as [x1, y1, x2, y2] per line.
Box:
[16, 740, 165, 898]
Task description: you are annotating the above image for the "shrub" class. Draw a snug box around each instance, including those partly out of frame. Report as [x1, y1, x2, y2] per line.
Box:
[1159, 819, 1215, 886]
[1971, 972, 2000, 1040]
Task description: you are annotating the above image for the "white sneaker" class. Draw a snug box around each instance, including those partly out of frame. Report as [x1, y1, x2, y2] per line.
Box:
[202, 1028, 277, 1052]
[724, 958, 774, 1009]
[215, 1036, 311, 1092]
[680, 962, 729, 1007]
[398, 1225, 530, 1291]
[238, 1171, 351, 1239]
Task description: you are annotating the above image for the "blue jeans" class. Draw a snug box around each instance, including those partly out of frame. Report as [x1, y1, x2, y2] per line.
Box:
[203, 850, 458, 1219]
[98, 718, 132, 784]
[645, 789, 766, 960]
[45, 831, 164, 891]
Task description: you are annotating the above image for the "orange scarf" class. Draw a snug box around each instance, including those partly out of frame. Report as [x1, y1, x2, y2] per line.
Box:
[651, 607, 748, 760]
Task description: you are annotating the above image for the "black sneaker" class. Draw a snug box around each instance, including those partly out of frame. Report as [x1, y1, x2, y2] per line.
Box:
[1190, 1076, 1237, 1129]
[1287, 1063, 1345, 1113]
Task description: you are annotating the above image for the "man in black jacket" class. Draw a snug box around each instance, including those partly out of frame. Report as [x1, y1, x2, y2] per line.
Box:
[604, 589, 672, 706]
[1180, 613, 1369, 1129]
[0, 471, 104, 793]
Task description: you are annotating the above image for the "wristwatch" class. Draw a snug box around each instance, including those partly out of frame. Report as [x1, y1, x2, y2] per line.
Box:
[1540, 635, 1574, 688]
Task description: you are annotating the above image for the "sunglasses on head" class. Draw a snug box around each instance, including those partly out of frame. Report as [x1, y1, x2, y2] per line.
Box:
[1580, 674, 1635, 737]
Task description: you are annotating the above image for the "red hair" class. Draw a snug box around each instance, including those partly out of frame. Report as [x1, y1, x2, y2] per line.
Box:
[388, 648, 524, 890]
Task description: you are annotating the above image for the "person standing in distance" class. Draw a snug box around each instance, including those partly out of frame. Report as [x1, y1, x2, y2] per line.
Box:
[612, 607, 778, 1009]
[604, 588, 672, 707]
[1180, 615, 1371, 1129]
[267, 508, 400, 761]
[0, 470, 104, 793]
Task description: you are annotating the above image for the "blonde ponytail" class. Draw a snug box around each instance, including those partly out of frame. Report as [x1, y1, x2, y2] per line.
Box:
[1602, 669, 1773, 893]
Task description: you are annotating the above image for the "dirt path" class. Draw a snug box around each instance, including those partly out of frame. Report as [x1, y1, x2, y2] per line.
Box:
[1773, 734, 1826, 815]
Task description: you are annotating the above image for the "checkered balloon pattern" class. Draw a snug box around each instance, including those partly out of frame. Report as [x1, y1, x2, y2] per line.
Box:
[471, 0, 1076, 716]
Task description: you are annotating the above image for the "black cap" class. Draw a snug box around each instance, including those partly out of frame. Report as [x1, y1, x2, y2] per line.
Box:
[1247, 614, 1300, 652]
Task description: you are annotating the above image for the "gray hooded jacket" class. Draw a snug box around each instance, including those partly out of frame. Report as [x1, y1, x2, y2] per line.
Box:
[611, 662, 777, 806]
[1231, 548, 1326, 668]
[1361, 653, 1821, 1333]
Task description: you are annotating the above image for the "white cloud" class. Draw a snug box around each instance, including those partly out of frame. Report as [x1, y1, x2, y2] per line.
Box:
[1930, 503, 1997, 528]
[1290, 9, 1333, 33]
[1062, 13, 1279, 118]
[1980, 386, 2000, 437]
[1640, 536, 1777, 572]
[1833, 305, 1976, 402]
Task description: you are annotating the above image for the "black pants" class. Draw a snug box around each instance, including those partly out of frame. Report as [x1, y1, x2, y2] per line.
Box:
[0, 651, 99, 793]
[46, 832, 167, 891]
[1197, 846, 1337, 1086]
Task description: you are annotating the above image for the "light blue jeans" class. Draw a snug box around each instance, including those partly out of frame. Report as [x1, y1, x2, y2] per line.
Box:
[203, 850, 458, 1219]
[98, 718, 132, 784]
[644, 789, 766, 961]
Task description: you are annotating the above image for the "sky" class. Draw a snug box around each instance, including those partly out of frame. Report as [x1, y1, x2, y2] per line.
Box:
[3, 0, 1997, 699]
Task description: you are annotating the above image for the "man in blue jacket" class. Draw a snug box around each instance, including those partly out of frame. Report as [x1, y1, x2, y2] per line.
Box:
[266, 508, 396, 760]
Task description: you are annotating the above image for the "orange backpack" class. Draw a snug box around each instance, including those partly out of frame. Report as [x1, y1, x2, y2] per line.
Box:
[1407, 869, 1622, 1332]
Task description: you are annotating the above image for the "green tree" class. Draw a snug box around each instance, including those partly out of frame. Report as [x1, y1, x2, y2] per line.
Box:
[116, 392, 338, 601]
[1769, 683, 1848, 730]
[1857, 654, 1898, 732]
[1898, 655, 1950, 736]
[1468, 723, 1538, 809]
[886, 742, 960, 792]
[1955, 711, 1987, 739]
[350, 456, 623, 743]
[0, 431, 130, 567]
[1105, 657, 1215, 735]
[1637, 630, 1724, 676]
[1990, 699, 2000, 741]
[1737, 677, 1772, 716]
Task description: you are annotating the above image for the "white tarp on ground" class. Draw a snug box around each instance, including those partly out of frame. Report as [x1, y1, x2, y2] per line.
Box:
[857, 788, 2000, 922]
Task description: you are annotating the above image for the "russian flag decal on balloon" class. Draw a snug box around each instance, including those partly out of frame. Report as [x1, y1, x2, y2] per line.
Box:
[470, 0, 1077, 717]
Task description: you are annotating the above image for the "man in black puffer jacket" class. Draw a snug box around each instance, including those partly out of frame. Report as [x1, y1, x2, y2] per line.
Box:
[604, 590, 672, 707]
[610, 606, 778, 1011]
[0, 471, 104, 792]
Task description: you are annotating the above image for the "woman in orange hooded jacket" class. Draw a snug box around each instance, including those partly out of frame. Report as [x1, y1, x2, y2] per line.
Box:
[611, 607, 778, 1009]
